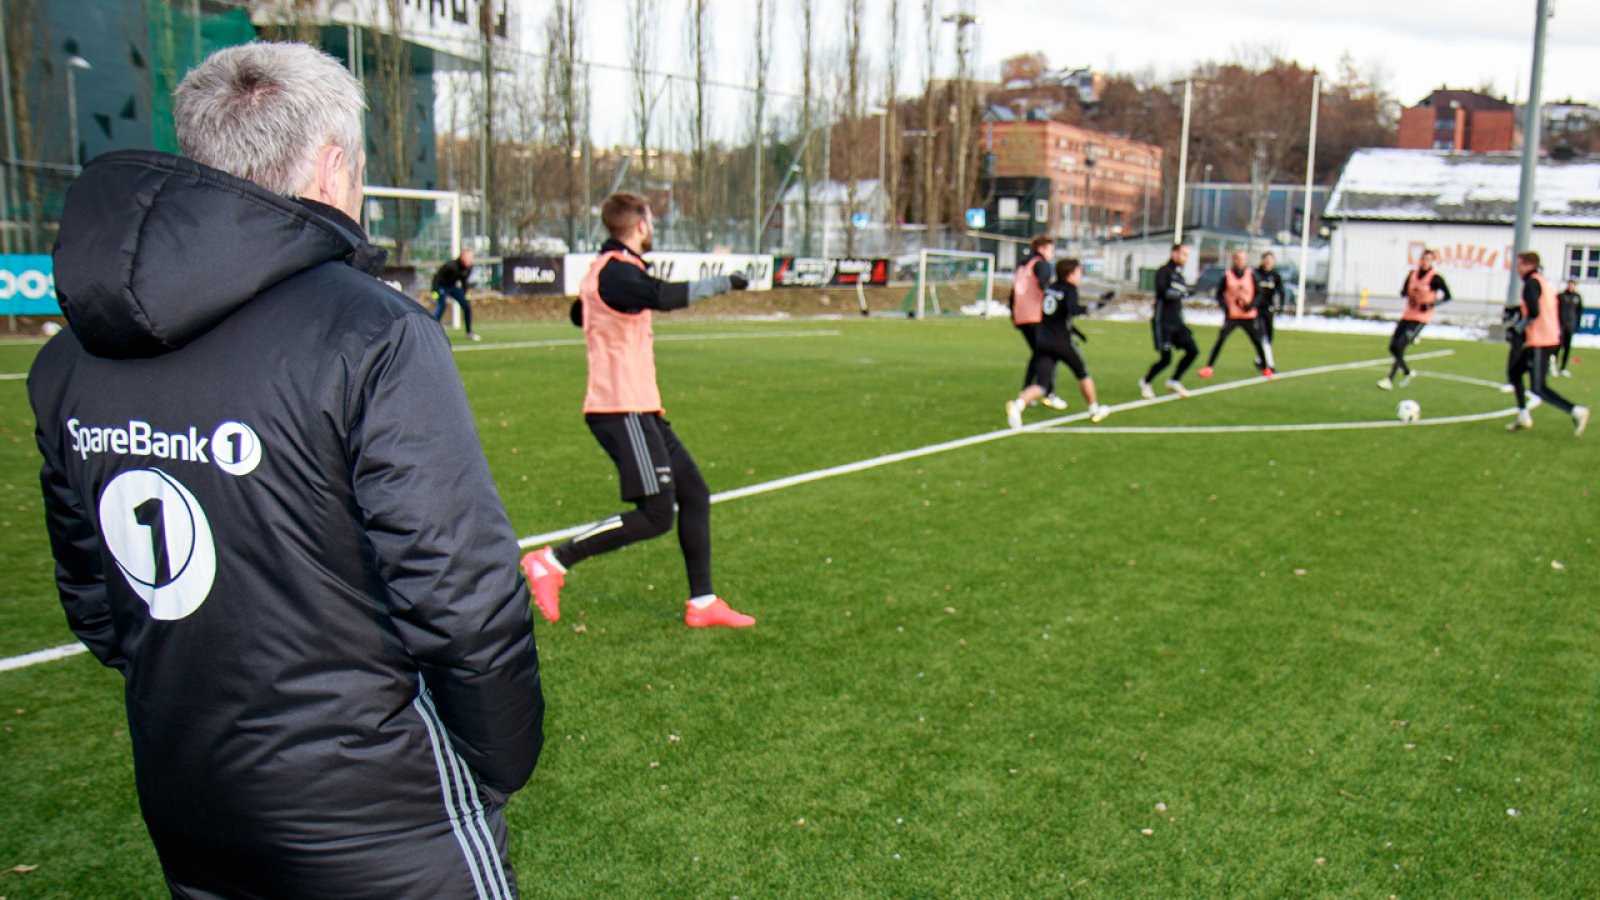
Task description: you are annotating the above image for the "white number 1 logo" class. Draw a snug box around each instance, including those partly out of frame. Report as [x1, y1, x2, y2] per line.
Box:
[98, 469, 217, 620]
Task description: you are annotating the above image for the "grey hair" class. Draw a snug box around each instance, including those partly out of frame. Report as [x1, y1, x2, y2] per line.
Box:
[174, 42, 366, 197]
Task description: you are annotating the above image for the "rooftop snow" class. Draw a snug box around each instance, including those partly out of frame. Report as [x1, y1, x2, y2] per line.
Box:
[1323, 148, 1600, 227]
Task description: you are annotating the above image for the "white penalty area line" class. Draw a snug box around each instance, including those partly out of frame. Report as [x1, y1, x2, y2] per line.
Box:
[0, 641, 87, 672]
[514, 349, 1455, 549]
[450, 329, 841, 354]
[1038, 409, 1515, 435]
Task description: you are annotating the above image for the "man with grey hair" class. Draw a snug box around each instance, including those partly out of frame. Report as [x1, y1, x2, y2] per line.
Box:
[30, 42, 542, 898]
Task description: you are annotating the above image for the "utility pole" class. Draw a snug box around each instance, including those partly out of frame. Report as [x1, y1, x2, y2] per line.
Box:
[479, 3, 496, 255]
[1507, 0, 1552, 310]
[1174, 79, 1192, 246]
[943, 6, 979, 249]
[1296, 71, 1320, 322]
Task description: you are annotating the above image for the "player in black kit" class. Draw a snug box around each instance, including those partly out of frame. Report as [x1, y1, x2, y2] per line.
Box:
[1254, 251, 1284, 347]
[1005, 258, 1110, 428]
[1138, 244, 1198, 399]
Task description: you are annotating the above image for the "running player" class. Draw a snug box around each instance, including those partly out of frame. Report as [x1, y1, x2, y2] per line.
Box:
[1254, 251, 1285, 347]
[521, 192, 756, 627]
[1505, 251, 1589, 435]
[1010, 235, 1068, 410]
[1379, 249, 1450, 390]
[1006, 257, 1110, 428]
[1557, 279, 1583, 377]
[1138, 244, 1198, 399]
[1198, 250, 1274, 380]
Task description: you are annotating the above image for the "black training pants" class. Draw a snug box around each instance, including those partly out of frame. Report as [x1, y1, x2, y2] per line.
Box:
[1016, 323, 1056, 395]
[1206, 318, 1274, 370]
[1508, 345, 1576, 414]
[1388, 320, 1425, 379]
[556, 412, 714, 598]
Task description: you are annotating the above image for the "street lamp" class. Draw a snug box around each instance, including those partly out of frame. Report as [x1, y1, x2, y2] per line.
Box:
[65, 55, 92, 170]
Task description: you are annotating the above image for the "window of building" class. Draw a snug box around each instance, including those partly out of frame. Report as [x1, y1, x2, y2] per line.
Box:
[1567, 245, 1600, 281]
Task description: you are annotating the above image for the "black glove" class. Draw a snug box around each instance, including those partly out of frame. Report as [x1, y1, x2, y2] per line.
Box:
[1099, 290, 1116, 302]
[728, 273, 750, 291]
[568, 299, 583, 327]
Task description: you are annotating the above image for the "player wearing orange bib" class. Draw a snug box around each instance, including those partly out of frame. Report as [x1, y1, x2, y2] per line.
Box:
[1198, 250, 1274, 380]
[1505, 251, 1589, 435]
[520, 192, 756, 627]
[1379, 249, 1450, 390]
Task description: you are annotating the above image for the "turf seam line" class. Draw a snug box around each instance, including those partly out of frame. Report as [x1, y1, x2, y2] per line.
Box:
[512, 350, 1456, 549]
[0, 330, 847, 380]
[447, 329, 842, 354]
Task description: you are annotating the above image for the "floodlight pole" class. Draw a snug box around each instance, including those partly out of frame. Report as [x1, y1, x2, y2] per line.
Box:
[1507, 0, 1551, 310]
[1173, 79, 1192, 246]
[1295, 71, 1319, 323]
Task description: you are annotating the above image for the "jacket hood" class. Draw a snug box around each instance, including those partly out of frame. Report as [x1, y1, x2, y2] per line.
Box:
[54, 150, 386, 359]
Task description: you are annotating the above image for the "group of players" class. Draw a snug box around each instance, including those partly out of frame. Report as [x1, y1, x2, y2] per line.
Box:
[1004, 237, 1289, 428]
[1005, 237, 1588, 436]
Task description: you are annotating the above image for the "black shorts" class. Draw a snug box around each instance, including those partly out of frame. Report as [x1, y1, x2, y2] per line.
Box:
[1153, 322, 1194, 353]
[1393, 320, 1425, 346]
[1033, 332, 1088, 380]
[586, 412, 675, 501]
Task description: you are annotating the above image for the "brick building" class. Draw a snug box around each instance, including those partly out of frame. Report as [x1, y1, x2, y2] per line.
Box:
[978, 115, 1162, 264]
[1397, 89, 1519, 152]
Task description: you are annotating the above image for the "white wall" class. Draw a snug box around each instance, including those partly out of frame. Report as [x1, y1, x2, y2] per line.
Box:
[1328, 221, 1600, 320]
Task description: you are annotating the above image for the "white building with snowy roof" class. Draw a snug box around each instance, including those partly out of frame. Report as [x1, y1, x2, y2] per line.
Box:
[1323, 148, 1600, 322]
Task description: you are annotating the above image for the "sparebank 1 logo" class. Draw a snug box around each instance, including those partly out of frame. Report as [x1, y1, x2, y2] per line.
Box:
[66, 417, 264, 477]
[99, 469, 216, 620]
[211, 421, 262, 476]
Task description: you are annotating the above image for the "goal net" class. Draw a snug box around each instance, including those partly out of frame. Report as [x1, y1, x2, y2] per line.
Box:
[362, 186, 466, 328]
[906, 249, 996, 319]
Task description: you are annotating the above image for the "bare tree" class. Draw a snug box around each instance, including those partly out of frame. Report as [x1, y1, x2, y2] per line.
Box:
[919, 0, 939, 241]
[884, 0, 903, 254]
[367, 0, 419, 259]
[842, 0, 865, 257]
[2, 0, 42, 251]
[686, 0, 711, 246]
[480, 2, 499, 254]
[751, 0, 772, 252]
[627, 0, 657, 185]
[798, 0, 816, 255]
[546, 0, 585, 248]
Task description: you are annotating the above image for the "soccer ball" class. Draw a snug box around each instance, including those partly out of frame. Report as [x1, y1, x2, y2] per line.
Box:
[40, 321, 61, 337]
[1396, 400, 1422, 424]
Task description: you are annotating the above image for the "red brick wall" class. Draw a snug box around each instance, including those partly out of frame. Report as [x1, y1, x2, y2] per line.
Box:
[1397, 108, 1436, 149]
[1467, 110, 1517, 152]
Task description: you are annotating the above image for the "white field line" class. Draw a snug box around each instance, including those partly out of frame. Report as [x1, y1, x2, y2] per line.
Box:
[449, 329, 841, 353]
[1036, 409, 1514, 435]
[0, 642, 87, 672]
[0, 329, 846, 379]
[0, 348, 1453, 674]
[513, 349, 1456, 548]
[1415, 369, 1509, 389]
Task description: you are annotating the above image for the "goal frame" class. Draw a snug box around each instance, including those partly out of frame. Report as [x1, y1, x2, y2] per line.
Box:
[362, 185, 465, 329]
[916, 248, 996, 320]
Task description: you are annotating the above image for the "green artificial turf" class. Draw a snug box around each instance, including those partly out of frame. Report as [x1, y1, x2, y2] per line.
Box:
[1, 318, 1597, 897]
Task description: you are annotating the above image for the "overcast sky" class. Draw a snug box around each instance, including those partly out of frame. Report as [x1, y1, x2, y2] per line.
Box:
[515, 0, 1600, 146]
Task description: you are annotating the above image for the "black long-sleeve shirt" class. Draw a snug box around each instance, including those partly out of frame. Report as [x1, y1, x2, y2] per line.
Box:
[594, 238, 732, 313]
[1253, 266, 1284, 310]
[431, 257, 473, 291]
[1559, 289, 1584, 327]
[1153, 261, 1189, 320]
